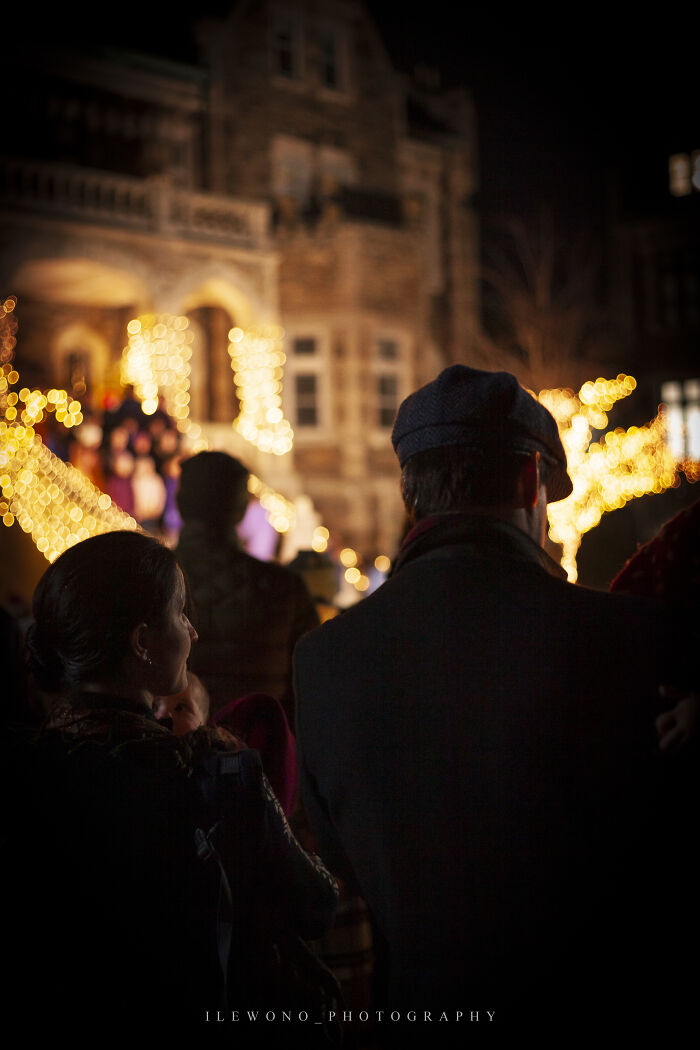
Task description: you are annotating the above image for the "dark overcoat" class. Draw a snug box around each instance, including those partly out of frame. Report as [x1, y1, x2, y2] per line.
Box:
[294, 514, 696, 1030]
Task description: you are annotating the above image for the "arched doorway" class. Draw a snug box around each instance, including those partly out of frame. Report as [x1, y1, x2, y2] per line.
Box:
[187, 304, 240, 423]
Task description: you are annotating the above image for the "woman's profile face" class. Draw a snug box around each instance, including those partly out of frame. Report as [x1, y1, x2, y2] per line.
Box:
[146, 567, 197, 697]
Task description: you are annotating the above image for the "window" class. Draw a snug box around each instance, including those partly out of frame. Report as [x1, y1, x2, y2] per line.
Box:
[669, 151, 700, 197]
[292, 337, 319, 427]
[295, 374, 318, 426]
[271, 9, 303, 82]
[270, 9, 350, 97]
[317, 146, 356, 196]
[319, 28, 341, 91]
[655, 249, 700, 331]
[271, 135, 313, 208]
[293, 336, 317, 356]
[372, 334, 405, 431]
[377, 338, 398, 361]
[377, 374, 399, 428]
[661, 379, 700, 459]
[283, 329, 329, 434]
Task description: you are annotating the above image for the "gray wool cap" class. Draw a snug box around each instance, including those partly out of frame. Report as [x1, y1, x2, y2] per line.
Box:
[391, 364, 573, 503]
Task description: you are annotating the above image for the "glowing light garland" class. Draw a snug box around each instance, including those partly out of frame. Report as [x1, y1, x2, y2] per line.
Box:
[121, 314, 194, 431]
[541, 375, 684, 582]
[0, 424, 137, 560]
[1, 298, 137, 562]
[246, 472, 296, 534]
[228, 326, 294, 455]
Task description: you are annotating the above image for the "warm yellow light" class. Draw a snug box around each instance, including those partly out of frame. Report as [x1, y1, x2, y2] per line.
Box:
[228, 325, 294, 455]
[354, 574, 370, 591]
[339, 547, 357, 568]
[121, 314, 191, 432]
[344, 567, 361, 584]
[541, 376, 685, 582]
[374, 554, 391, 573]
[246, 473, 297, 535]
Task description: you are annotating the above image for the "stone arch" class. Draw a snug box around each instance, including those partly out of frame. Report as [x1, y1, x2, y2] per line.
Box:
[171, 270, 272, 328]
[10, 255, 152, 395]
[172, 270, 275, 425]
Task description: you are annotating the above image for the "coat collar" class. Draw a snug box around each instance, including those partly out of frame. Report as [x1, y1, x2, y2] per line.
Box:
[391, 512, 567, 581]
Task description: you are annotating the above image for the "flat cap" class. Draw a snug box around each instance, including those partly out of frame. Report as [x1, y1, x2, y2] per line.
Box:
[391, 364, 572, 503]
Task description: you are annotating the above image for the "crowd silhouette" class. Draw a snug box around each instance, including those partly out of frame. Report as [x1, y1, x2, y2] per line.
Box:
[2, 365, 699, 1046]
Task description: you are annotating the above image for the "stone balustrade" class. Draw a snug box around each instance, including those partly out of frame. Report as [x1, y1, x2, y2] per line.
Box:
[0, 160, 270, 249]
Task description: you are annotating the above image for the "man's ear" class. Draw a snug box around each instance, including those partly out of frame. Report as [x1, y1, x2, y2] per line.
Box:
[515, 451, 540, 509]
[129, 622, 150, 664]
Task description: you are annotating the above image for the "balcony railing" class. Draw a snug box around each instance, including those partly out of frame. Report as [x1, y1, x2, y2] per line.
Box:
[0, 160, 270, 250]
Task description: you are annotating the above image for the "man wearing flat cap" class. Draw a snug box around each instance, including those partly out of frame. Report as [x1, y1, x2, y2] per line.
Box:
[294, 365, 696, 1035]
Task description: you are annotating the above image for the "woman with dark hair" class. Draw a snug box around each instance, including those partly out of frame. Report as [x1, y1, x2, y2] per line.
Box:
[5, 530, 337, 1034]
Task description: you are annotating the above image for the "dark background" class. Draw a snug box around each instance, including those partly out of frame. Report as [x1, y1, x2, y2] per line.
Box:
[16, 2, 695, 233]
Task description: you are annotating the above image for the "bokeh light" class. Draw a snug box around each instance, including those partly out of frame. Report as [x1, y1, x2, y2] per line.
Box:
[228, 325, 294, 455]
[541, 375, 684, 581]
[120, 314, 193, 432]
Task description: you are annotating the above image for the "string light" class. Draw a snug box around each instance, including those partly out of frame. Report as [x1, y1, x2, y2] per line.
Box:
[121, 314, 193, 430]
[246, 472, 296, 534]
[541, 375, 683, 582]
[228, 325, 294, 455]
[0, 420, 138, 561]
[2, 299, 373, 590]
[24, 298, 697, 595]
[311, 525, 329, 552]
[1, 297, 137, 562]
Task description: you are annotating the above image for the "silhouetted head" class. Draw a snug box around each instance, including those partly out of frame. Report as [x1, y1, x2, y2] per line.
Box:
[176, 451, 250, 533]
[394, 365, 571, 522]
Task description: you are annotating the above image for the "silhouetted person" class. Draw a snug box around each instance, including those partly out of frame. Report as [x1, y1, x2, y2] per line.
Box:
[174, 451, 318, 725]
[294, 365, 698, 1038]
[4, 531, 336, 1035]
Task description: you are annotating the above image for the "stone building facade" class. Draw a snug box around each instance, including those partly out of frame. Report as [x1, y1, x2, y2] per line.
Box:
[2, 0, 480, 565]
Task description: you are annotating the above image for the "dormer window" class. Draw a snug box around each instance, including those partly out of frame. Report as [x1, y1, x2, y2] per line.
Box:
[272, 9, 303, 82]
[270, 8, 351, 98]
[316, 21, 349, 96]
[319, 28, 341, 91]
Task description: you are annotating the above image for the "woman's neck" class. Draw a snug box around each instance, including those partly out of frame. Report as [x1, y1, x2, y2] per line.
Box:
[78, 677, 154, 709]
